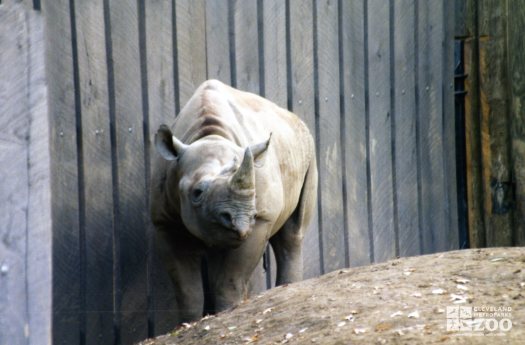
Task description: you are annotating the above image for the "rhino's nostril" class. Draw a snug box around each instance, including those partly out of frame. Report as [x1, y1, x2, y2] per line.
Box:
[218, 211, 233, 228]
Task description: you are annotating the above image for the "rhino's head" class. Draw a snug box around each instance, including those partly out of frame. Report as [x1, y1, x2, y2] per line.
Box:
[155, 125, 271, 248]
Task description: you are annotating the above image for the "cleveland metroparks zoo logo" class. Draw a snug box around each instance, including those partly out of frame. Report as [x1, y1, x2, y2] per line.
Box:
[446, 305, 513, 336]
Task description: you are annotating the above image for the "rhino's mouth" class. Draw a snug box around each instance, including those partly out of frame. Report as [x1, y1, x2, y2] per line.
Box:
[206, 223, 251, 248]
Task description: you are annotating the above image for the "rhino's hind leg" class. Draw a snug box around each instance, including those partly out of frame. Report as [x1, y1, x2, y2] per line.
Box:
[271, 160, 318, 286]
[156, 228, 204, 323]
[270, 227, 303, 285]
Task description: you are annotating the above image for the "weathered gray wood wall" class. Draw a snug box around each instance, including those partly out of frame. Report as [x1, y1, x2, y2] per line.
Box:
[1, 0, 458, 344]
[0, 1, 51, 344]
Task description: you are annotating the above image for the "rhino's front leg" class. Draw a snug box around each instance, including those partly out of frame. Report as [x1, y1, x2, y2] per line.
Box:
[207, 225, 269, 312]
[156, 227, 204, 323]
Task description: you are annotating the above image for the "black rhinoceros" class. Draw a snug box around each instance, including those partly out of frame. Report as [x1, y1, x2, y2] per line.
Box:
[151, 79, 317, 323]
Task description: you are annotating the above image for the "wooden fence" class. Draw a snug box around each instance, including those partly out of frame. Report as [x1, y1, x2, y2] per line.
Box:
[1, 0, 460, 344]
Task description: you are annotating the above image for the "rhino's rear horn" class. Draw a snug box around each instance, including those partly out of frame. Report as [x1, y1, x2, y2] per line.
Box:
[231, 147, 255, 191]
[155, 124, 188, 161]
[250, 133, 272, 164]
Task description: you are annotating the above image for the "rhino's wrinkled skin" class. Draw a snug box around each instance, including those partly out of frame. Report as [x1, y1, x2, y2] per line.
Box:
[151, 80, 317, 323]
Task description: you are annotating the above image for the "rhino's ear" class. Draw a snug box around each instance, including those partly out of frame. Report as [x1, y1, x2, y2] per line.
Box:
[155, 124, 188, 161]
[250, 133, 272, 166]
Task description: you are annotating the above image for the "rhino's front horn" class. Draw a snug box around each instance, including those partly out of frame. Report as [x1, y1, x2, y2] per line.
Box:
[231, 147, 255, 191]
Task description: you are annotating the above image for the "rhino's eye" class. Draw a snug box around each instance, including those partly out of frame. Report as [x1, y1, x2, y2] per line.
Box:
[191, 183, 208, 204]
[191, 188, 204, 202]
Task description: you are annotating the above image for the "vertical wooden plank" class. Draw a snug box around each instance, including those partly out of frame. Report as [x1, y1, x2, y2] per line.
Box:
[176, 0, 207, 107]
[443, 0, 460, 250]
[262, 0, 287, 108]
[429, 0, 448, 252]
[477, 0, 513, 247]
[315, 0, 346, 272]
[145, 0, 179, 334]
[463, 0, 485, 248]
[392, 0, 420, 257]
[205, 0, 231, 84]
[230, 0, 266, 295]
[108, 0, 149, 343]
[43, 0, 82, 343]
[146, 0, 176, 128]
[0, 3, 30, 343]
[340, 0, 371, 267]
[289, 0, 320, 279]
[26, 5, 52, 344]
[261, 0, 287, 287]
[367, 0, 395, 262]
[417, 0, 447, 253]
[508, 0, 525, 246]
[455, 0, 468, 38]
[232, 0, 260, 94]
[74, 0, 115, 342]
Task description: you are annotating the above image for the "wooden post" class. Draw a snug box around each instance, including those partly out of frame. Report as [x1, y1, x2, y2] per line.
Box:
[463, 0, 520, 247]
[1, 1, 51, 344]
[477, 0, 514, 246]
[464, 0, 486, 248]
[508, 0, 525, 245]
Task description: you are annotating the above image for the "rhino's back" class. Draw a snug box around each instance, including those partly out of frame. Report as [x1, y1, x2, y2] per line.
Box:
[172, 80, 314, 159]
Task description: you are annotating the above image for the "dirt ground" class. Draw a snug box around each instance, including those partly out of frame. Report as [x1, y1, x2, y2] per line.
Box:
[139, 247, 525, 344]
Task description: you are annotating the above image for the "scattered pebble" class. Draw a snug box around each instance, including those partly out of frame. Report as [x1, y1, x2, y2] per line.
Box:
[450, 294, 468, 304]
[411, 292, 422, 298]
[408, 311, 420, 318]
[390, 311, 403, 318]
[243, 336, 256, 343]
[455, 277, 470, 284]
[456, 284, 469, 291]
[489, 257, 505, 262]
[344, 314, 355, 322]
[403, 268, 416, 276]
[432, 288, 446, 295]
[299, 328, 308, 333]
[353, 327, 368, 334]
[263, 307, 273, 315]
[337, 321, 346, 327]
